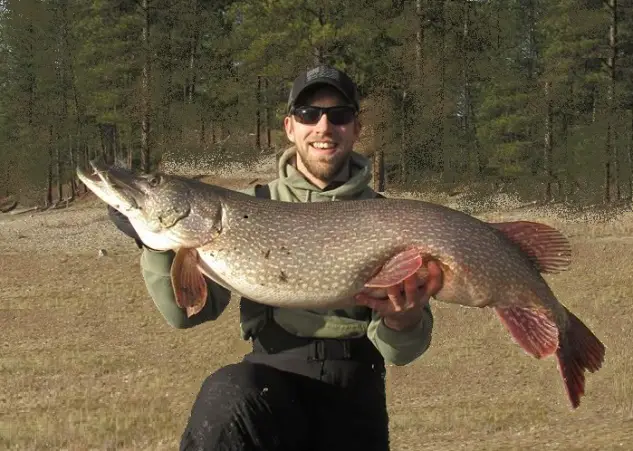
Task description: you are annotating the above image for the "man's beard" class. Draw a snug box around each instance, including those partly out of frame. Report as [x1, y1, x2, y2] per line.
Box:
[299, 146, 350, 182]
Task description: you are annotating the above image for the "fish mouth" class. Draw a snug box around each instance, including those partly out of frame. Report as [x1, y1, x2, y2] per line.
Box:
[76, 160, 144, 215]
[77, 160, 197, 249]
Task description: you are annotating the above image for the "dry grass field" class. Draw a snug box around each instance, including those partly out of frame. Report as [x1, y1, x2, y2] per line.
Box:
[2, 173, 633, 450]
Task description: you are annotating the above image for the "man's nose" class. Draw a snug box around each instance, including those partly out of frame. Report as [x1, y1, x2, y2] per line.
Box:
[313, 111, 333, 131]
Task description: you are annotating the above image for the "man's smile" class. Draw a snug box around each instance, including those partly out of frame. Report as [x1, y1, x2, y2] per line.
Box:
[309, 141, 338, 153]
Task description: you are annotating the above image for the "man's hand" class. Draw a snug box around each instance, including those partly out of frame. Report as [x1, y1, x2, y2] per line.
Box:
[108, 205, 144, 248]
[354, 260, 443, 331]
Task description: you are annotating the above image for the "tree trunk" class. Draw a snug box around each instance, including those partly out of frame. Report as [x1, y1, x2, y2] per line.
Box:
[415, 0, 424, 83]
[544, 81, 554, 202]
[84, 141, 89, 173]
[54, 1, 70, 204]
[313, 7, 326, 65]
[140, 0, 151, 173]
[187, 0, 199, 104]
[462, 0, 479, 175]
[100, 124, 117, 165]
[495, 0, 501, 50]
[127, 123, 133, 169]
[162, 22, 175, 138]
[3, 159, 10, 197]
[313, 47, 324, 65]
[400, 90, 407, 183]
[56, 138, 63, 202]
[628, 109, 633, 201]
[60, 0, 84, 150]
[412, 0, 432, 174]
[256, 75, 262, 151]
[373, 149, 385, 193]
[438, 0, 446, 174]
[200, 112, 206, 145]
[604, 0, 617, 203]
[526, 0, 536, 80]
[27, 24, 35, 126]
[265, 77, 272, 149]
[68, 133, 76, 201]
[592, 86, 597, 124]
[561, 81, 572, 201]
[115, 124, 121, 163]
[46, 126, 54, 207]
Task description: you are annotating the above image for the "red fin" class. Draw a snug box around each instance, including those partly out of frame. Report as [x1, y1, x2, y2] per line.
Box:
[171, 248, 208, 318]
[490, 221, 572, 274]
[364, 248, 423, 288]
[555, 307, 605, 409]
[494, 306, 559, 359]
[361, 266, 431, 299]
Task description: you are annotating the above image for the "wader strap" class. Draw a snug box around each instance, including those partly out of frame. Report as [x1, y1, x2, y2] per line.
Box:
[254, 183, 271, 200]
[253, 320, 383, 363]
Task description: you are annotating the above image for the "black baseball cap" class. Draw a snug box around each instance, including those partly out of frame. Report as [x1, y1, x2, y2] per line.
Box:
[287, 65, 360, 114]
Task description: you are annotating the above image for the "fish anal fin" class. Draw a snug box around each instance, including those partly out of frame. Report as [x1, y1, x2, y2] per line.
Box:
[490, 221, 572, 274]
[555, 307, 606, 409]
[365, 248, 423, 288]
[494, 306, 559, 359]
[171, 248, 208, 318]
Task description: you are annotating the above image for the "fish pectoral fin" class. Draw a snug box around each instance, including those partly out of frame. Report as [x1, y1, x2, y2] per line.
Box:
[494, 306, 559, 359]
[364, 248, 424, 288]
[171, 248, 208, 318]
[489, 221, 572, 274]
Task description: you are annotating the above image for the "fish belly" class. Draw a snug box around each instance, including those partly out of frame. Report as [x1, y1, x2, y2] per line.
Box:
[196, 251, 361, 309]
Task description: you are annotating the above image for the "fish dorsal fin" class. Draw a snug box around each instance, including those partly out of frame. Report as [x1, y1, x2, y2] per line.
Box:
[171, 248, 208, 317]
[489, 221, 572, 274]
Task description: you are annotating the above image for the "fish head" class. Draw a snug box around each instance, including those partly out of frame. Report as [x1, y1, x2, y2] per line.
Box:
[77, 160, 223, 250]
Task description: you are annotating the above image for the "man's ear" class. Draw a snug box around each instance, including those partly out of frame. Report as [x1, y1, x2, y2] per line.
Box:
[284, 116, 296, 143]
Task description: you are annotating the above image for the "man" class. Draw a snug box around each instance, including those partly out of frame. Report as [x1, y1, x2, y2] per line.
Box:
[109, 65, 441, 451]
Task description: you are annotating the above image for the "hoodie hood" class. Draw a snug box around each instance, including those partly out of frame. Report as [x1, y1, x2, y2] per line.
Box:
[274, 146, 375, 202]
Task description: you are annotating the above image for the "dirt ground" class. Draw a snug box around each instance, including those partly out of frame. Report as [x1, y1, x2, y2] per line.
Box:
[1, 176, 633, 450]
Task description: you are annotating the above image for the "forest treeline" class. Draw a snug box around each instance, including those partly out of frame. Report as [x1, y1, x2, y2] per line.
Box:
[0, 0, 632, 206]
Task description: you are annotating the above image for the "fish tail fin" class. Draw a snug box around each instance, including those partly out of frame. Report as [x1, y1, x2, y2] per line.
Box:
[556, 307, 605, 409]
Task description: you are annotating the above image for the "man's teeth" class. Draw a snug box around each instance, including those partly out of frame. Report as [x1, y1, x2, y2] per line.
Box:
[311, 142, 336, 149]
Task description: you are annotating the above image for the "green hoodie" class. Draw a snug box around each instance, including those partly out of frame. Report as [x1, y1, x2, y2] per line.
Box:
[140, 147, 433, 366]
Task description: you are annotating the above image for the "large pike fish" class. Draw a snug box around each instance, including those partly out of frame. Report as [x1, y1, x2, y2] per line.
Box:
[77, 160, 605, 409]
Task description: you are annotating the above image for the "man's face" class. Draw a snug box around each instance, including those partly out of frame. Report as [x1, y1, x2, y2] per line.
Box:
[284, 86, 361, 183]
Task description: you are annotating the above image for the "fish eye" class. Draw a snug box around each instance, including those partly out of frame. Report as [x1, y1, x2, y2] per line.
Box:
[147, 175, 161, 187]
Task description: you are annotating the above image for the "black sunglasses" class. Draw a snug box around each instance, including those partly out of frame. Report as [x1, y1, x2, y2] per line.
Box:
[290, 105, 357, 126]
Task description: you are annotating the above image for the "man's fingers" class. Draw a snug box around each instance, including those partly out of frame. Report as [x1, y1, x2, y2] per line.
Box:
[355, 293, 381, 310]
[355, 293, 396, 316]
[356, 260, 445, 316]
[403, 275, 419, 307]
[386, 285, 404, 311]
[423, 260, 443, 297]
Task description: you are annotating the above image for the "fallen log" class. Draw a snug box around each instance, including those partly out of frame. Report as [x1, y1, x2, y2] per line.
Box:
[0, 198, 17, 213]
[9, 206, 39, 215]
